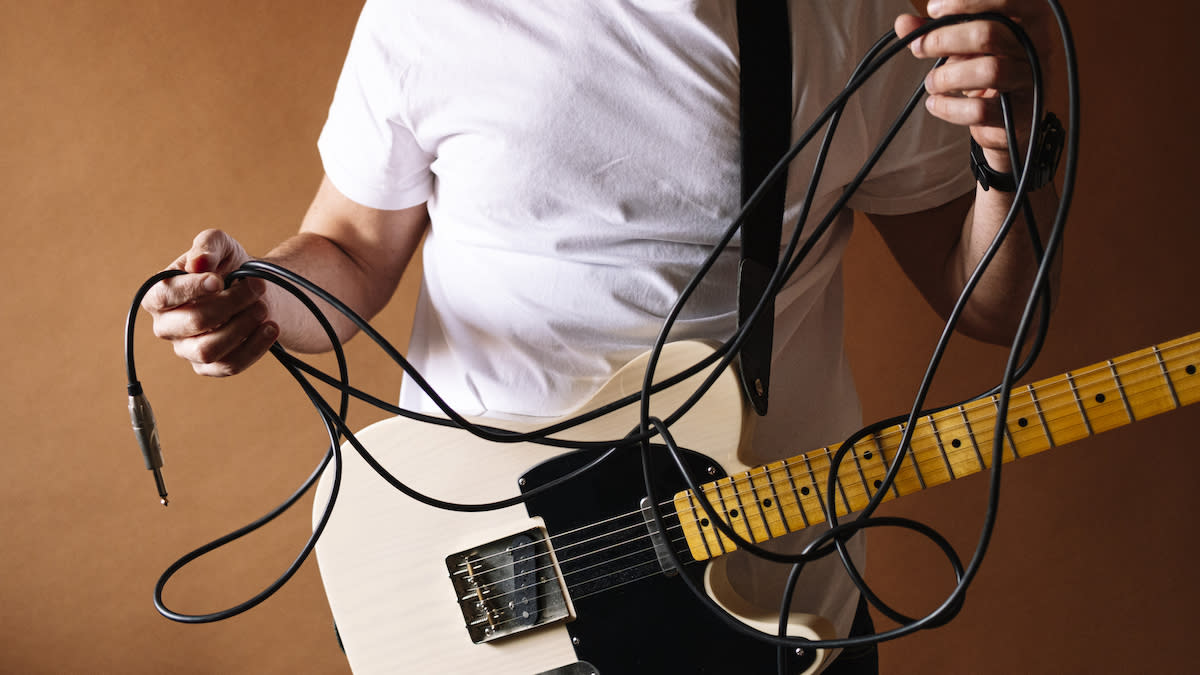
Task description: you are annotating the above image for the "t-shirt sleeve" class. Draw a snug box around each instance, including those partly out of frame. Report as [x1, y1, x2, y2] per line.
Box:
[317, 1, 434, 211]
[844, 19, 976, 216]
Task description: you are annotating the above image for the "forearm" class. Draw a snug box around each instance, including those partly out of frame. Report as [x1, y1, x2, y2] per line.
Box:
[948, 182, 1061, 344]
[258, 231, 387, 353]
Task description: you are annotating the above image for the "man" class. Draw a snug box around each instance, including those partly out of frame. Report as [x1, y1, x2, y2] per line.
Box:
[143, 1, 1059, 672]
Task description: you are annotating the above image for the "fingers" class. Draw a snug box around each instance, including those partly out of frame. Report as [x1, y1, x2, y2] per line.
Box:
[152, 279, 274, 377]
[174, 310, 279, 378]
[896, 2, 1053, 143]
[924, 55, 1025, 97]
[150, 278, 266, 340]
[144, 229, 275, 377]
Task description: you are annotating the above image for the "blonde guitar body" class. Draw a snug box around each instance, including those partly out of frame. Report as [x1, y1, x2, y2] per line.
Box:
[312, 342, 834, 675]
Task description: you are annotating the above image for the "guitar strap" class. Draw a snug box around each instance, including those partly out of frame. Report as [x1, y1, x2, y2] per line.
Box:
[735, 0, 792, 416]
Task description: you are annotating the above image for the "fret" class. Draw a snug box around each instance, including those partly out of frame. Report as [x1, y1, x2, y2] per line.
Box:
[1107, 359, 1136, 422]
[802, 453, 838, 520]
[870, 432, 905, 497]
[683, 491, 717, 560]
[961, 399, 1010, 469]
[1159, 336, 1199, 406]
[906, 419, 955, 487]
[1001, 386, 1053, 458]
[1068, 360, 1136, 434]
[926, 414, 957, 480]
[780, 459, 811, 529]
[847, 445, 874, 503]
[893, 426, 928, 490]
[1111, 349, 1177, 419]
[1153, 345, 1183, 408]
[1063, 373, 1094, 436]
[989, 394, 1021, 460]
[758, 464, 793, 536]
[956, 404, 988, 470]
[1026, 383, 1055, 447]
[697, 483, 734, 555]
[742, 468, 780, 539]
[825, 448, 855, 515]
[713, 477, 753, 542]
[871, 432, 923, 497]
[1028, 374, 1091, 445]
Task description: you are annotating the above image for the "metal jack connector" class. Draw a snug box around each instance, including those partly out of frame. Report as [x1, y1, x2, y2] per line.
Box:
[129, 392, 169, 506]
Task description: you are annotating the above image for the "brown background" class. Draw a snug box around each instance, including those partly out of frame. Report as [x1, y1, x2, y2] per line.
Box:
[3, 1, 1197, 673]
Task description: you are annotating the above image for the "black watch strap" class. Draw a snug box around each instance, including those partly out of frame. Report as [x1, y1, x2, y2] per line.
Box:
[970, 112, 1064, 192]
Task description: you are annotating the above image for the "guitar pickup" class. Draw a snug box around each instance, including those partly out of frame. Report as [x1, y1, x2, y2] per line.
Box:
[446, 527, 570, 644]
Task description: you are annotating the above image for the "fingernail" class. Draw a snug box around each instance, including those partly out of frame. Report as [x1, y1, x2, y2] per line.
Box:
[202, 276, 222, 293]
[263, 324, 278, 340]
[926, 0, 945, 16]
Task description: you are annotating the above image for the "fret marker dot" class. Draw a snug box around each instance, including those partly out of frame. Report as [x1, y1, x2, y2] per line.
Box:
[700, 518, 710, 527]
[1187, 364, 1196, 375]
[952, 439, 962, 448]
[1095, 393, 1106, 403]
[863, 451, 873, 460]
[729, 509, 739, 518]
[763, 498, 773, 508]
[1018, 417, 1028, 427]
[873, 480, 882, 489]
[800, 487, 810, 496]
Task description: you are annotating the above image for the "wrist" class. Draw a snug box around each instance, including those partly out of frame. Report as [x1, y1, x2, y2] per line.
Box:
[969, 113, 1064, 193]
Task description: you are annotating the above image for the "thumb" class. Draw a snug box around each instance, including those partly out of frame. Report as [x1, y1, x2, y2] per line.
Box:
[184, 229, 246, 275]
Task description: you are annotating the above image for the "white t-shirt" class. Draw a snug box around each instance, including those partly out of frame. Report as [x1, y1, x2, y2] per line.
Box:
[318, 0, 974, 656]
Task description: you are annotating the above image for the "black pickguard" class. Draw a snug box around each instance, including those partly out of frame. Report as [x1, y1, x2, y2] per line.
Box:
[520, 446, 815, 674]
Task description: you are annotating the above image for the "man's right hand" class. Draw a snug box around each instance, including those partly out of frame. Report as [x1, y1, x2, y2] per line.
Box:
[142, 229, 279, 376]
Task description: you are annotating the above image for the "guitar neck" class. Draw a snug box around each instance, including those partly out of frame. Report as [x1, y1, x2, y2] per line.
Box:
[674, 332, 1200, 562]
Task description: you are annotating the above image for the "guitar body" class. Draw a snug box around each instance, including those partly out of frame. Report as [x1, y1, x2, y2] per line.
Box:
[312, 342, 833, 674]
[313, 330, 1200, 673]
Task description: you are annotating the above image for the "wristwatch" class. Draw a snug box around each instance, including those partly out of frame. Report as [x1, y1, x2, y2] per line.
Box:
[970, 112, 1064, 192]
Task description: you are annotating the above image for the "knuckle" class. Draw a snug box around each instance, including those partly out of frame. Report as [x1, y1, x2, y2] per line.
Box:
[152, 318, 171, 340]
[970, 23, 1002, 55]
[924, 28, 945, 54]
[977, 57, 1003, 87]
[194, 361, 236, 378]
[180, 313, 215, 338]
[965, 99, 993, 126]
[193, 228, 226, 247]
[191, 337, 226, 365]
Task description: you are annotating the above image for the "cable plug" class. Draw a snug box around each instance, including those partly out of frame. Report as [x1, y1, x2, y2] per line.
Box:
[128, 384, 169, 506]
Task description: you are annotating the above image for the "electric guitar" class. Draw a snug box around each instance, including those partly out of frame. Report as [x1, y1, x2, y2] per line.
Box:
[312, 332, 1199, 674]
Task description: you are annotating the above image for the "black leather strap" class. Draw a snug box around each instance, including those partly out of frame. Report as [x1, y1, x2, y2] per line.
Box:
[736, 0, 791, 416]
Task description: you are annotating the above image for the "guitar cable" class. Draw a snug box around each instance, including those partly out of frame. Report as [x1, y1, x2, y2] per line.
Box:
[636, 5, 1076, 665]
[124, 3, 1078, 667]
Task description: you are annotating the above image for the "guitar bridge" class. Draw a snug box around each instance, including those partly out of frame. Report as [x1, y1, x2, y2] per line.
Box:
[446, 527, 570, 644]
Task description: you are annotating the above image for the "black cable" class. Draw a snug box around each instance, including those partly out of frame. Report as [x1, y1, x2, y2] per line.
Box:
[633, 6, 1074, 661]
[125, 4, 1079, 664]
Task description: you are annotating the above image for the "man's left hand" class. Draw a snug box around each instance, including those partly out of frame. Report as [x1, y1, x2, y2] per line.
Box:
[895, 0, 1056, 172]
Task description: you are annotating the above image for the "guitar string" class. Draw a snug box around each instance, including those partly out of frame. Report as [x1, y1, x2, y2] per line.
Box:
[463, 355, 1198, 632]
[443, 333, 1200, 600]
[466, 346, 1200, 601]
[465, 358, 1200, 626]
[454, 341, 1200, 595]
[673, 353, 1200, 550]
[456, 338, 1200, 576]
[453, 343, 1198, 607]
